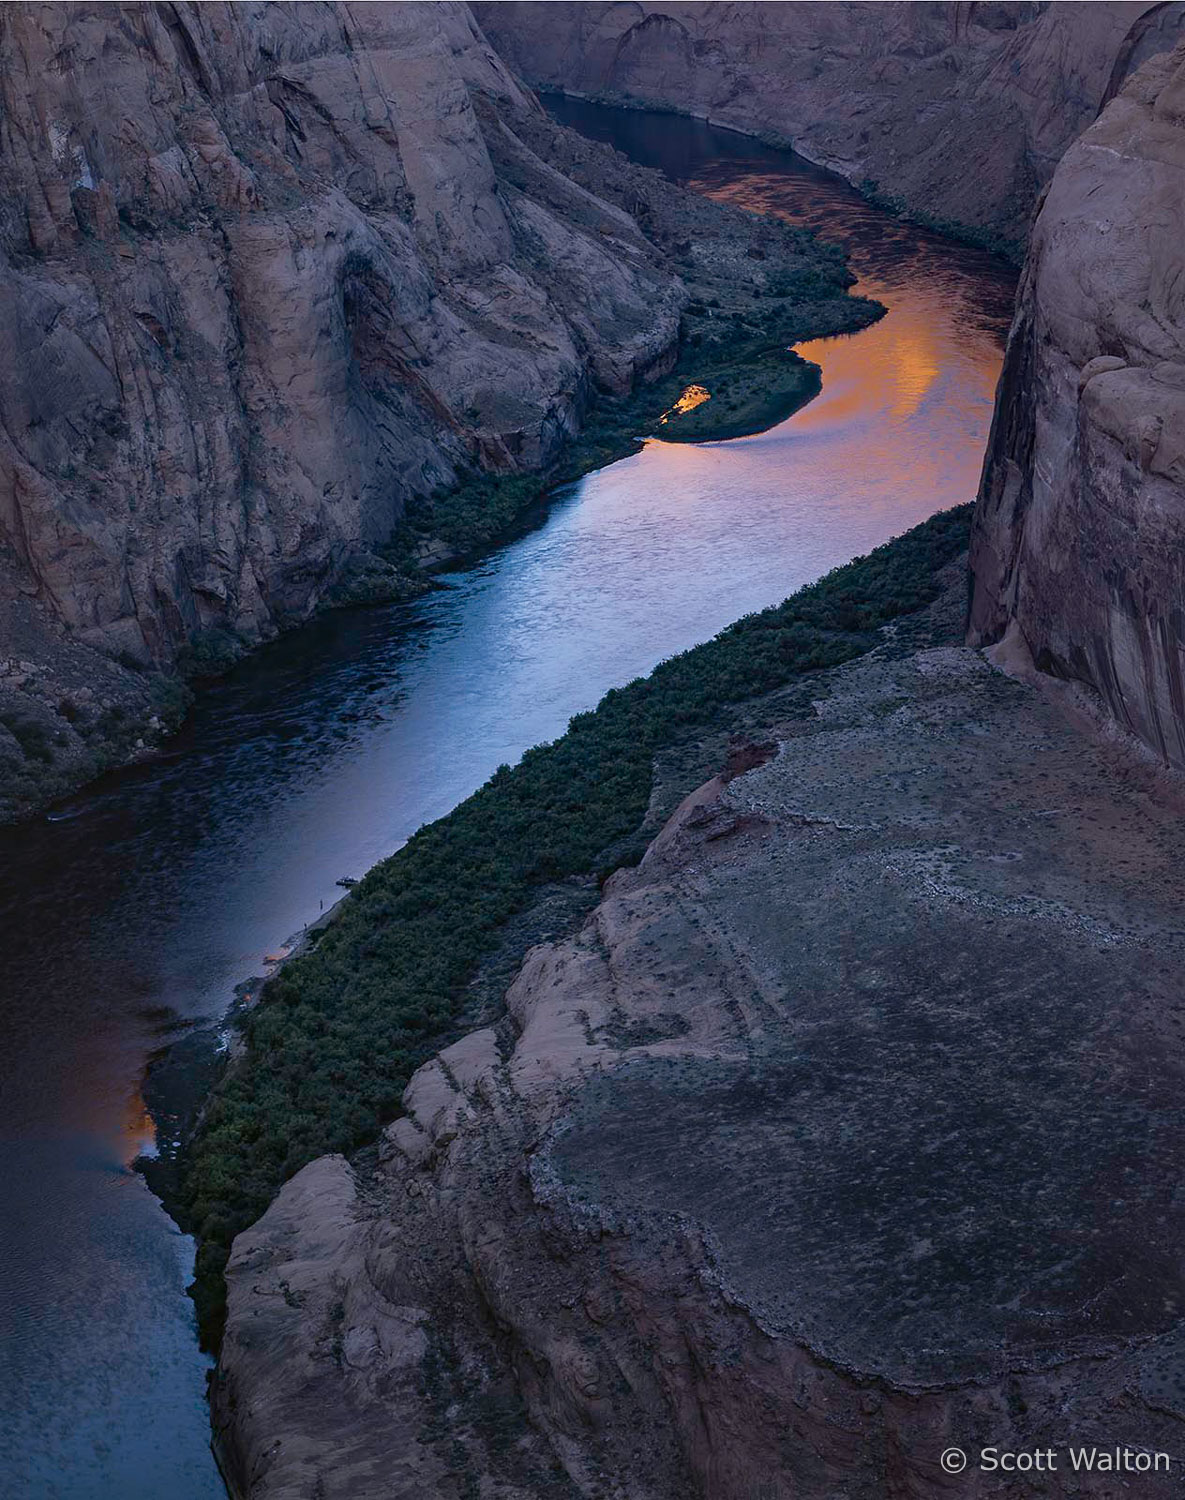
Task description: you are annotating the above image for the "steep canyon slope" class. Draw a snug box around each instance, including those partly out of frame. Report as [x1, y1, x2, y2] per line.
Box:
[475, 0, 1185, 254]
[0, 1, 684, 814]
[968, 36, 1185, 767]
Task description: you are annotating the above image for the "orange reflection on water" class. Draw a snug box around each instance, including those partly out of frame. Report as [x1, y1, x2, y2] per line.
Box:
[684, 162, 1016, 510]
[122, 1086, 157, 1165]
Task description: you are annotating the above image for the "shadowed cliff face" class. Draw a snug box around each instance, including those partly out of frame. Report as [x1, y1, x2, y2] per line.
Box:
[969, 37, 1185, 768]
[0, 0, 685, 813]
[0, 2, 680, 658]
[474, 0, 1185, 253]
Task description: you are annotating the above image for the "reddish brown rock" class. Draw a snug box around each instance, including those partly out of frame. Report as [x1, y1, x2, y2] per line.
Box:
[0, 1, 694, 815]
[969, 38, 1185, 767]
[0, 2, 682, 671]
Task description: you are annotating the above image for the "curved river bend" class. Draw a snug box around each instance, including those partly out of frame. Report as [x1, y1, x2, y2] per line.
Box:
[0, 103, 1015, 1499]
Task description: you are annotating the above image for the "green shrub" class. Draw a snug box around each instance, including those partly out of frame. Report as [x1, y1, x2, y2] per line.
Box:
[176, 627, 247, 682]
[0, 712, 54, 763]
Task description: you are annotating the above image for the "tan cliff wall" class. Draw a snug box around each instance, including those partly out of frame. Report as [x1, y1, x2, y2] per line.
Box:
[968, 37, 1185, 767]
[474, 0, 1185, 253]
[0, 1, 681, 670]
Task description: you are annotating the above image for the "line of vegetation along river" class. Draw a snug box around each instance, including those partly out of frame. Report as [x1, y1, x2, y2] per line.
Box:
[164, 107, 1006, 1349]
[177, 498, 973, 1344]
[181, 164, 885, 686]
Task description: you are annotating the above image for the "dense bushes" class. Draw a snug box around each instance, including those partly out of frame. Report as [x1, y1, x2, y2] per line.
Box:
[180, 504, 972, 1344]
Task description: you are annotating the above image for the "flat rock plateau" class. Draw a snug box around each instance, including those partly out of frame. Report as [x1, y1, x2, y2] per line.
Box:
[215, 562, 1185, 1498]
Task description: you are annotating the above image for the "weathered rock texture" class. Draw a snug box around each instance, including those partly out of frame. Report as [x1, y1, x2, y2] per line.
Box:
[0, 1, 696, 815]
[216, 573, 1185, 1497]
[969, 38, 1185, 768]
[0, 1, 685, 658]
[475, 0, 1185, 252]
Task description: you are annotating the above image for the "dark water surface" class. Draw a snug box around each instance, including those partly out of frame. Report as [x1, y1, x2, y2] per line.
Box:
[0, 101, 1015, 1498]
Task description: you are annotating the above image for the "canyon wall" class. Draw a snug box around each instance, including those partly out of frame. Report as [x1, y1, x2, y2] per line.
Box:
[0, 1, 681, 665]
[0, 0, 685, 813]
[475, 0, 1185, 253]
[968, 37, 1185, 767]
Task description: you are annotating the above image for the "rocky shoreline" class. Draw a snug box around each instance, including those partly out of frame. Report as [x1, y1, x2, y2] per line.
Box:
[179, 504, 971, 1340]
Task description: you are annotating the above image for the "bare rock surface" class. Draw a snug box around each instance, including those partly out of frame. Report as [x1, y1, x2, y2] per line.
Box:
[0, 1, 685, 814]
[217, 586, 1185, 1496]
[475, 0, 1185, 251]
[969, 38, 1185, 768]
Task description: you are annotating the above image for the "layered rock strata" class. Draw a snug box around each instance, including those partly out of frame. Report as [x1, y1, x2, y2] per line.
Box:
[0, 1, 681, 661]
[969, 38, 1185, 768]
[217, 572, 1185, 1497]
[475, 0, 1185, 252]
[0, 1, 681, 816]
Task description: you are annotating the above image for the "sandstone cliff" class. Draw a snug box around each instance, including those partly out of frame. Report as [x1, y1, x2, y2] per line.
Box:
[475, 0, 1185, 254]
[968, 37, 1185, 768]
[216, 567, 1185, 1497]
[0, 1, 683, 814]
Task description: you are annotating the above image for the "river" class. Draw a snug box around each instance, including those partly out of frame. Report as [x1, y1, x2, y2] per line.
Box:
[0, 101, 1016, 1499]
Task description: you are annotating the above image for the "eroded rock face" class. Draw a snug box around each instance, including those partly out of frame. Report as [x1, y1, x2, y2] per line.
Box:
[0, 4, 682, 730]
[475, 0, 1185, 252]
[969, 38, 1185, 767]
[217, 598, 1185, 1497]
[0, 0, 689, 814]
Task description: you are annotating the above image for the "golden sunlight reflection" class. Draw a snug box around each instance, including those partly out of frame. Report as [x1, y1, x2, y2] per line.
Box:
[682, 162, 1014, 483]
[123, 1087, 158, 1164]
[661, 383, 711, 422]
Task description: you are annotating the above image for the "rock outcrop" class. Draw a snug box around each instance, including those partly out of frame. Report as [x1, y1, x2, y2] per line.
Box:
[216, 568, 1185, 1497]
[969, 38, 1185, 768]
[475, 0, 1185, 253]
[0, 1, 685, 813]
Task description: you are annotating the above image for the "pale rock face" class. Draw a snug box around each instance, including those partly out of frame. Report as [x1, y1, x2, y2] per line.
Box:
[0, 1, 681, 669]
[969, 38, 1185, 767]
[474, 0, 1185, 251]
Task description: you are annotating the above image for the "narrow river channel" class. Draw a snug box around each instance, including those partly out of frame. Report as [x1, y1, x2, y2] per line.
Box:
[0, 102, 1016, 1499]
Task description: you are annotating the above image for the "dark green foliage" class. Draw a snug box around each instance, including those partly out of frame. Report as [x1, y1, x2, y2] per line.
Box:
[148, 673, 194, 731]
[176, 626, 248, 682]
[0, 712, 54, 763]
[180, 505, 972, 1346]
[385, 472, 552, 568]
[385, 293, 881, 571]
[660, 355, 821, 443]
